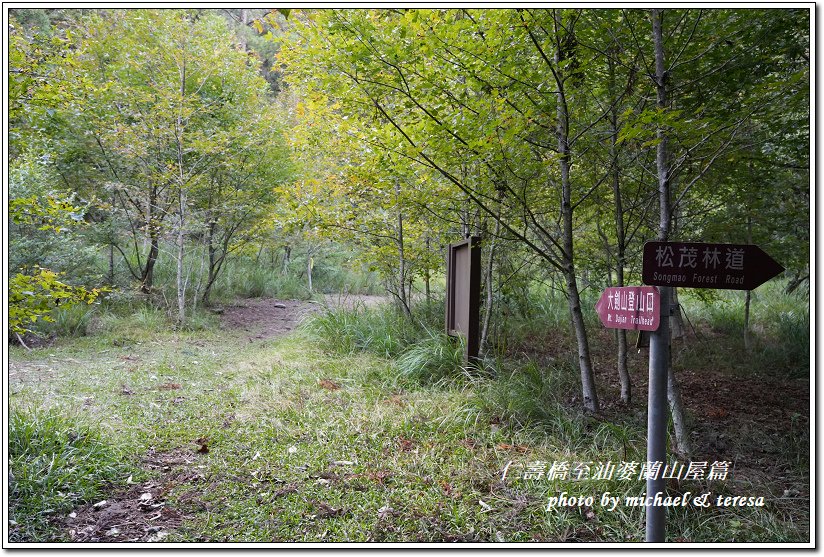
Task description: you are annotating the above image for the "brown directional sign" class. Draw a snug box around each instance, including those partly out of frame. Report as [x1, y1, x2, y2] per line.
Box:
[642, 241, 784, 290]
[595, 286, 660, 331]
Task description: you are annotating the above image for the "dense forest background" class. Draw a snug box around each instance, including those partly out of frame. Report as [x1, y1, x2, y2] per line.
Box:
[8, 6, 809, 402]
[6, 8, 811, 543]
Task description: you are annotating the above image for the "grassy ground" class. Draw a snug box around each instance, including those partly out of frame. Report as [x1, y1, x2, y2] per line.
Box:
[7, 287, 810, 544]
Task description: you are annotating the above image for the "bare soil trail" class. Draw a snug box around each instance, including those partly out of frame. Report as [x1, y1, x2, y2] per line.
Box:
[218, 294, 388, 341]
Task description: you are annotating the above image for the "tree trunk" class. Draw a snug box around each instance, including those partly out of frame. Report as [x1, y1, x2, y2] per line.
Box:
[307, 251, 313, 294]
[175, 56, 188, 327]
[108, 191, 116, 285]
[140, 187, 159, 294]
[480, 219, 500, 357]
[142, 233, 159, 294]
[395, 180, 411, 316]
[424, 235, 432, 304]
[240, 9, 249, 51]
[176, 189, 187, 326]
[108, 242, 115, 286]
[669, 288, 686, 339]
[744, 290, 752, 350]
[201, 220, 218, 306]
[282, 245, 291, 276]
[652, 8, 690, 457]
[555, 13, 599, 413]
[608, 50, 631, 405]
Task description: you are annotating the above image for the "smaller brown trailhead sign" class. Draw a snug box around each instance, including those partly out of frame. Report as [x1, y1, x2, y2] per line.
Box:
[642, 241, 784, 291]
[595, 286, 660, 331]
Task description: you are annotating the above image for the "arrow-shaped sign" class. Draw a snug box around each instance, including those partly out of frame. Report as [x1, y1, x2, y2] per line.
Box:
[642, 241, 784, 291]
[595, 286, 660, 331]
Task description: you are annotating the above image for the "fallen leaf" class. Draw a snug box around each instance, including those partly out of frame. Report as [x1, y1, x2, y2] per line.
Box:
[385, 395, 404, 406]
[148, 531, 168, 542]
[93, 500, 108, 509]
[287, 445, 298, 454]
[159, 383, 181, 390]
[398, 437, 415, 452]
[140, 492, 153, 501]
[316, 501, 343, 518]
[708, 407, 728, 419]
[459, 438, 477, 449]
[318, 379, 341, 391]
[120, 385, 133, 395]
[479, 500, 492, 512]
[439, 480, 462, 498]
[105, 527, 120, 537]
[196, 437, 209, 453]
[367, 470, 391, 484]
[377, 506, 394, 519]
[332, 460, 355, 466]
[272, 485, 298, 498]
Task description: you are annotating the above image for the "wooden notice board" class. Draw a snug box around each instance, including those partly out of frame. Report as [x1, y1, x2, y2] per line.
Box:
[445, 236, 481, 362]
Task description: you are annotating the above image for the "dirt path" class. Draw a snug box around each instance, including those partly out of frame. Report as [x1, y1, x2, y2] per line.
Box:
[218, 294, 388, 340]
[53, 295, 389, 542]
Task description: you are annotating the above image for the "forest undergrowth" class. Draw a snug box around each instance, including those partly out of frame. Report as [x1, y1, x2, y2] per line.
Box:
[8, 282, 809, 543]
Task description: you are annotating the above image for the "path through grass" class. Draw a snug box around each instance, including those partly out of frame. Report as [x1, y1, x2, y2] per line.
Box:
[7, 300, 810, 543]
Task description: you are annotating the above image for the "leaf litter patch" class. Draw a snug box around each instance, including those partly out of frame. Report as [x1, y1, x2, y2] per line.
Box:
[60, 448, 207, 542]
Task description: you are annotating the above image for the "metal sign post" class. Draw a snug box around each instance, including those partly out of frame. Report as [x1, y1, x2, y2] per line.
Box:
[645, 285, 670, 543]
[594, 284, 668, 541]
[639, 240, 783, 543]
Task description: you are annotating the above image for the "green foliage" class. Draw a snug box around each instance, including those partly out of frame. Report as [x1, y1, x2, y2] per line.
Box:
[679, 282, 809, 379]
[469, 360, 584, 432]
[7, 281, 809, 542]
[9, 152, 102, 282]
[9, 268, 104, 337]
[303, 303, 420, 358]
[41, 304, 99, 338]
[8, 409, 132, 542]
[394, 332, 467, 384]
[8, 146, 106, 339]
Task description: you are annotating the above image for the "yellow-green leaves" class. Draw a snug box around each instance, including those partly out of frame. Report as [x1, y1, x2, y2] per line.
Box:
[9, 268, 105, 336]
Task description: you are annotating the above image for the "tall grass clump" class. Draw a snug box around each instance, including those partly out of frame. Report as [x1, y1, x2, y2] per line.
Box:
[8, 409, 133, 542]
[469, 360, 587, 433]
[98, 303, 169, 336]
[29, 303, 99, 339]
[394, 331, 467, 384]
[758, 305, 810, 377]
[302, 303, 420, 358]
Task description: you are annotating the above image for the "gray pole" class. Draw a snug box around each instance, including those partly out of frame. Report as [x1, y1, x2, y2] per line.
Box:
[646, 285, 670, 542]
